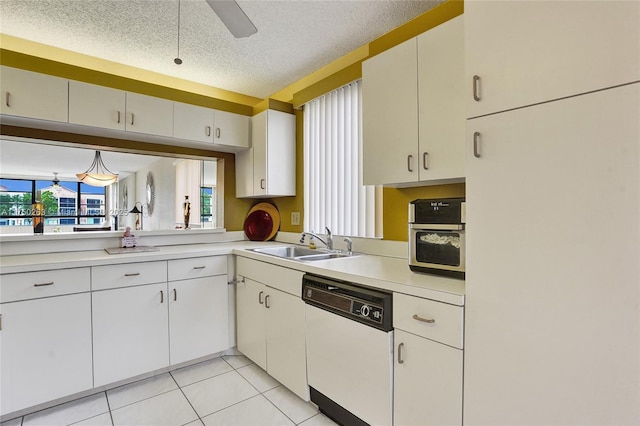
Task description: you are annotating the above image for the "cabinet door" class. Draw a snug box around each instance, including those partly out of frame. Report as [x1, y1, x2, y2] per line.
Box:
[69, 81, 126, 130]
[265, 288, 309, 401]
[464, 84, 640, 424]
[125, 92, 174, 137]
[251, 110, 268, 196]
[0, 66, 68, 122]
[173, 102, 214, 143]
[264, 110, 296, 197]
[362, 38, 418, 185]
[169, 276, 229, 365]
[0, 293, 93, 415]
[235, 148, 254, 198]
[417, 16, 465, 183]
[235, 278, 267, 370]
[394, 329, 462, 426]
[465, 0, 640, 118]
[214, 110, 250, 148]
[92, 283, 169, 387]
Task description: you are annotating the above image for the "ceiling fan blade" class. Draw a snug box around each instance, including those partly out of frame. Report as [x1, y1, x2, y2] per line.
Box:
[205, 0, 257, 38]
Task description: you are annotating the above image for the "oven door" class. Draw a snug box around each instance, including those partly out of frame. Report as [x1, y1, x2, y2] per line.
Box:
[409, 224, 465, 278]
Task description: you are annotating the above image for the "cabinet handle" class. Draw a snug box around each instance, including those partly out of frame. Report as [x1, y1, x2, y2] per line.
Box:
[116, 110, 121, 124]
[412, 314, 435, 324]
[206, 126, 211, 137]
[216, 128, 221, 138]
[473, 131, 481, 158]
[124, 272, 140, 277]
[423, 152, 429, 170]
[473, 75, 481, 101]
[129, 112, 135, 126]
[173, 288, 177, 301]
[258, 290, 264, 304]
[160, 290, 164, 303]
[192, 266, 206, 270]
[398, 342, 405, 364]
[260, 179, 266, 190]
[407, 155, 414, 172]
[265, 294, 270, 309]
[5, 91, 11, 107]
[34, 281, 54, 287]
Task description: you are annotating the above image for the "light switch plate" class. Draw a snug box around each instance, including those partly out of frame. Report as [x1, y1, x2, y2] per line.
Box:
[291, 211, 300, 226]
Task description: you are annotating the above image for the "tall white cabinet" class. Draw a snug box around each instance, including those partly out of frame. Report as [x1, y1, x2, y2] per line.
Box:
[463, 2, 640, 424]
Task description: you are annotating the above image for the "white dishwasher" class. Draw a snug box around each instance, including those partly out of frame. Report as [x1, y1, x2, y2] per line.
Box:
[303, 274, 393, 426]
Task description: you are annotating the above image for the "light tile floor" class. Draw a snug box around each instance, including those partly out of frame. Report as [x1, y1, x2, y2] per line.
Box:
[1, 355, 338, 426]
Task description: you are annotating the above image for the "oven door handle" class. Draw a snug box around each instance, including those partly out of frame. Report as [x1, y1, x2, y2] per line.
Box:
[409, 223, 464, 231]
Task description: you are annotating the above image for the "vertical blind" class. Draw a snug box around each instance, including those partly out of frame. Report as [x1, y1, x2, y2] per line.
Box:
[303, 80, 381, 238]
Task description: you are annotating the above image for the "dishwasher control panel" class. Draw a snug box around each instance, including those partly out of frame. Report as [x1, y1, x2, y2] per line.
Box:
[302, 274, 392, 331]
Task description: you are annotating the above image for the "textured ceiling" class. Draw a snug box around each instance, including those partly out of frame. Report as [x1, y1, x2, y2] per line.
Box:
[0, 0, 443, 99]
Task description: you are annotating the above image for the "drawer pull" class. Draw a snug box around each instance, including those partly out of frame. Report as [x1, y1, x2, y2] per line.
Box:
[398, 342, 405, 364]
[34, 281, 54, 287]
[413, 314, 435, 324]
[124, 272, 140, 277]
[192, 266, 206, 270]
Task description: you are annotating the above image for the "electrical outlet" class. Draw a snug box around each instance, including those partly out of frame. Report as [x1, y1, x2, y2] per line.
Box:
[291, 211, 300, 226]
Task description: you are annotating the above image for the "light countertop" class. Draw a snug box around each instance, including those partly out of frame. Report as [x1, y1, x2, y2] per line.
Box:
[0, 241, 464, 306]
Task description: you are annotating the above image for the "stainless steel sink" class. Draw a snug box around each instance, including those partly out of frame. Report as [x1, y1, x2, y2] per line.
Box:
[249, 246, 359, 261]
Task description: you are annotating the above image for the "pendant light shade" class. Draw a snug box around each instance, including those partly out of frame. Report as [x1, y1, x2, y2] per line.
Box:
[76, 151, 118, 187]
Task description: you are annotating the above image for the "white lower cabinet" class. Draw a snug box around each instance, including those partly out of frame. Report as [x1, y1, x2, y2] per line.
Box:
[0, 293, 93, 416]
[236, 257, 308, 400]
[168, 256, 229, 365]
[393, 293, 464, 426]
[92, 282, 170, 387]
[0, 267, 93, 416]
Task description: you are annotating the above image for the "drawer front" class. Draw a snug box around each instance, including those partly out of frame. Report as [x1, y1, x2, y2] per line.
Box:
[236, 257, 304, 297]
[393, 292, 464, 349]
[1, 268, 91, 303]
[92, 261, 167, 291]
[168, 256, 227, 281]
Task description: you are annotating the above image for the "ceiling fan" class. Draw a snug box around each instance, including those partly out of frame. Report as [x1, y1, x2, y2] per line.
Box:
[206, 0, 257, 38]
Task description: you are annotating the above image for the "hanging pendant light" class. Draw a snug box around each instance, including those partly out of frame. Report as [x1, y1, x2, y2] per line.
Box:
[174, 0, 183, 65]
[76, 151, 118, 187]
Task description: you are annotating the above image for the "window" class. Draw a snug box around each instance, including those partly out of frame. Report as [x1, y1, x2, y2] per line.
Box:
[0, 178, 107, 229]
[200, 186, 216, 227]
[303, 80, 381, 238]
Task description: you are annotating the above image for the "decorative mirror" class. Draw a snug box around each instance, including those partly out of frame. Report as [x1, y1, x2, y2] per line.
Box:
[145, 172, 155, 216]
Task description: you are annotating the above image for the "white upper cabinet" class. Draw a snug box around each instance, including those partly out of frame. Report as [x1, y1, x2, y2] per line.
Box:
[363, 16, 465, 186]
[125, 92, 174, 137]
[173, 101, 214, 143]
[69, 80, 126, 130]
[214, 110, 250, 148]
[465, 0, 640, 118]
[0, 65, 68, 122]
[363, 37, 418, 185]
[236, 109, 296, 198]
[417, 15, 465, 183]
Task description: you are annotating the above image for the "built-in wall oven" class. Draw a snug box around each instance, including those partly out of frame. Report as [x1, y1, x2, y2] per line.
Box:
[302, 274, 393, 426]
[409, 197, 466, 279]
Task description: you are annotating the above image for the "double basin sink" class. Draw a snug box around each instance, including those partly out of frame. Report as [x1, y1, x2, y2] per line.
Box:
[249, 246, 359, 262]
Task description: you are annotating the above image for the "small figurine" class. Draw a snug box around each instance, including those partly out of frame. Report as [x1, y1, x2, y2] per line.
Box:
[123, 227, 132, 237]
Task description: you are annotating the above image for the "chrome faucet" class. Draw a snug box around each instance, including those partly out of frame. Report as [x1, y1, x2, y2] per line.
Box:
[300, 227, 333, 250]
[343, 237, 353, 255]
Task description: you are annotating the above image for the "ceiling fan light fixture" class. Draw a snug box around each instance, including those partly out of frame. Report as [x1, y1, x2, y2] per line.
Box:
[51, 172, 62, 196]
[206, 0, 257, 38]
[76, 151, 118, 187]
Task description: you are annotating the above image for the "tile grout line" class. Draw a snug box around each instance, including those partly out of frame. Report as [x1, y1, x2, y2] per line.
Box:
[103, 391, 115, 426]
[169, 370, 203, 426]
